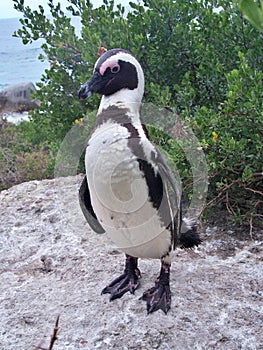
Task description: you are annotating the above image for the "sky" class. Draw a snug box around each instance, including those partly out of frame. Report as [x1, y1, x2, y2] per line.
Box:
[0, 0, 131, 19]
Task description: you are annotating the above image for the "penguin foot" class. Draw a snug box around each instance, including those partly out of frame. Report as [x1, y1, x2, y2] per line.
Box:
[140, 262, 171, 314]
[101, 255, 141, 301]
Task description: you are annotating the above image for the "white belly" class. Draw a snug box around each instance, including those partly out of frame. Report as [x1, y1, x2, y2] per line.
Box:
[85, 122, 171, 259]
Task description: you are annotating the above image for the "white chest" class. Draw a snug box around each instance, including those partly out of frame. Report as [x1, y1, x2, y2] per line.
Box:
[85, 122, 146, 208]
[85, 122, 171, 259]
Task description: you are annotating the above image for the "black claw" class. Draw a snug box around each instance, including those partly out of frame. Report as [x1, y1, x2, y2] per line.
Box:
[140, 262, 171, 314]
[102, 255, 141, 301]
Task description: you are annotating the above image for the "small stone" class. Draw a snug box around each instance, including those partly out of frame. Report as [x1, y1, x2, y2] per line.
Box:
[40, 255, 53, 272]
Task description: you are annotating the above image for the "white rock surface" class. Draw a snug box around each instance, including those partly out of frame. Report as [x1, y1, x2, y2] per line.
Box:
[0, 175, 262, 349]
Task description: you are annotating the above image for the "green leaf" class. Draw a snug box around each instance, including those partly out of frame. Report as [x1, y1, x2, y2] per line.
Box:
[240, 0, 263, 31]
[9, 0, 263, 230]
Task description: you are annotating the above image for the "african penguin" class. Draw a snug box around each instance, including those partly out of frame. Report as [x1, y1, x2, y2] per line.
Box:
[78, 48, 201, 314]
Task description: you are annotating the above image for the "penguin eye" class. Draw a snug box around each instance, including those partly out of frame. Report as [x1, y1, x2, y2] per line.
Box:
[111, 64, 120, 74]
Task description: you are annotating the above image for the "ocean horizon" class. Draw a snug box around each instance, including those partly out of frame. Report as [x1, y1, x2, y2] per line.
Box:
[0, 2, 132, 91]
[0, 17, 48, 90]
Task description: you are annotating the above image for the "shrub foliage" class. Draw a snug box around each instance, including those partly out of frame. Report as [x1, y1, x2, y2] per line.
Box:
[4, 0, 262, 231]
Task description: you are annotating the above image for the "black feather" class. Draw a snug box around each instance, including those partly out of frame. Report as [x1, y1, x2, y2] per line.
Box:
[180, 225, 202, 248]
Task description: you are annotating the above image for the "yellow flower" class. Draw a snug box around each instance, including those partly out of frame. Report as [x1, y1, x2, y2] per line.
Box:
[212, 131, 218, 143]
[74, 118, 84, 126]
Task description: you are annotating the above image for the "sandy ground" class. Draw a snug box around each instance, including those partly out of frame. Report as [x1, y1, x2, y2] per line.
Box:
[0, 175, 262, 349]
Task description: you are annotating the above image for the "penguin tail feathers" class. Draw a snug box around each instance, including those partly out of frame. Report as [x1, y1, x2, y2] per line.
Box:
[179, 217, 202, 248]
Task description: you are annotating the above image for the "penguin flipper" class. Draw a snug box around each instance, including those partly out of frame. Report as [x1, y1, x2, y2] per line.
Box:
[79, 175, 105, 234]
[154, 148, 182, 249]
[156, 150, 201, 249]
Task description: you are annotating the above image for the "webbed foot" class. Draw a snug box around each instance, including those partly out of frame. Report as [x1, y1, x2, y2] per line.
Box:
[140, 262, 171, 314]
[102, 255, 141, 301]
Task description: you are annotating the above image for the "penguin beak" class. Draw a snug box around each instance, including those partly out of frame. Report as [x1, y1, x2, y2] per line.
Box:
[78, 82, 92, 99]
[78, 71, 103, 99]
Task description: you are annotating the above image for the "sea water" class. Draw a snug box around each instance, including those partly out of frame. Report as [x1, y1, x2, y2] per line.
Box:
[0, 17, 48, 89]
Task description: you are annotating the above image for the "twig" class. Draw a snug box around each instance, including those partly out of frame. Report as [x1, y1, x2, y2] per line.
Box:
[247, 200, 262, 240]
[62, 43, 82, 54]
[225, 190, 235, 215]
[48, 315, 60, 350]
[249, 215, 253, 240]
[244, 186, 263, 196]
[33, 344, 46, 350]
[204, 179, 239, 208]
[33, 316, 60, 350]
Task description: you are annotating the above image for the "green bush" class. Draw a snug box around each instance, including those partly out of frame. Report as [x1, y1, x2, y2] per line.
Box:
[9, 0, 263, 231]
[0, 120, 54, 190]
[190, 53, 262, 228]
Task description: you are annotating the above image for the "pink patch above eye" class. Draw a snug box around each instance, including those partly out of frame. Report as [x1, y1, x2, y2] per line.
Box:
[99, 61, 119, 75]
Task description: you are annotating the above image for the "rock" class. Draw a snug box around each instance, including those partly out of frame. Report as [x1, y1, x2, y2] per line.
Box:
[0, 175, 262, 349]
[0, 82, 40, 114]
[1, 111, 30, 125]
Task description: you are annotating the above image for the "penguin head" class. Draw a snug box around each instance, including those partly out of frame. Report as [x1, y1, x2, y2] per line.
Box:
[78, 48, 144, 103]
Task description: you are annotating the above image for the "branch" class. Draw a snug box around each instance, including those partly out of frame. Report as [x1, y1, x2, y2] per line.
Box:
[249, 215, 253, 240]
[33, 316, 60, 350]
[225, 190, 235, 215]
[48, 315, 60, 350]
[244, 186, 263, 196]
[204, 178, 239, 208]
[62, 43, 82, 54]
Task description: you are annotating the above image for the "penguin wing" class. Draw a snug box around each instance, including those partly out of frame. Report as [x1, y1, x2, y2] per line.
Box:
[154, 148, 182, 249]
[154, 148, 201, 249]
[78, 175, 105, 234]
